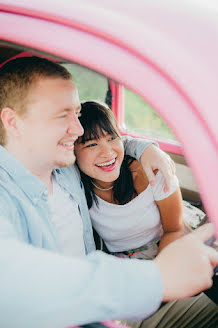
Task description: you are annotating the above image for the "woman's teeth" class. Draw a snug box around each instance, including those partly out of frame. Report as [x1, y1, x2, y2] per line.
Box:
[96, 158, 116, 167]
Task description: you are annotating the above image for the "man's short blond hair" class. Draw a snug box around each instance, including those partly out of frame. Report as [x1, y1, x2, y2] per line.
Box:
[0, 56, 72, 145]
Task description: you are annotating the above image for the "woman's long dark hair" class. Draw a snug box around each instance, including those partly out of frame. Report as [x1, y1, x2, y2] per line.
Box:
[76, 101, 137, 209]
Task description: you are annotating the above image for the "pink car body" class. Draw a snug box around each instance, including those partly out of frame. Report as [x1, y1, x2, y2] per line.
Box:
[0, 0, 217, 235]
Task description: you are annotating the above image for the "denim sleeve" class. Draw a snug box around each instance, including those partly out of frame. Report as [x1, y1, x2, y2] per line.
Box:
[0, 240, 163, 328]
[0, 179, 163, 328]
[122, 135, 158, 161]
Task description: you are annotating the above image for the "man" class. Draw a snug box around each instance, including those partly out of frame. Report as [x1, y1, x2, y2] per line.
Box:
[0, 56, 217, 328]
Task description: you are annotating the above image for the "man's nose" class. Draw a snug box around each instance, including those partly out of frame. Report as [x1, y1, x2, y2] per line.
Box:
[67, 115, 84, 137]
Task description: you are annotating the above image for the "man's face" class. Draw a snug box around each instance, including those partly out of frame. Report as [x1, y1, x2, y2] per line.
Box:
[15, 77, 84, 173]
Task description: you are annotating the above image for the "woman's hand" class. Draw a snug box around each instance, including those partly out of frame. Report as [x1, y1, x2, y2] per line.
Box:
[140, 145, 175, 193]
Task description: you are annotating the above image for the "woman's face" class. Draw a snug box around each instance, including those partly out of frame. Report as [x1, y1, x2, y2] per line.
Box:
[74, 131, 124, 188]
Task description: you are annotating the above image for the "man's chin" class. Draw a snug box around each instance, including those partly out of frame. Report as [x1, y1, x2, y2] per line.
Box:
[54, 155, 76, 168]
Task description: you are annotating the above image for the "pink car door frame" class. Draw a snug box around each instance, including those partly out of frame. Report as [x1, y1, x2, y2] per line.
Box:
[0, 0, 218, 235]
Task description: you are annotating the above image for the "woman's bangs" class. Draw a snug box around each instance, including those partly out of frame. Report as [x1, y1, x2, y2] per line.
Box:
[80, 115, 119, 144]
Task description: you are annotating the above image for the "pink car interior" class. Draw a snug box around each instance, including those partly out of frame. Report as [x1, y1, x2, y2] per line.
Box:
[0, 0, 217, 236]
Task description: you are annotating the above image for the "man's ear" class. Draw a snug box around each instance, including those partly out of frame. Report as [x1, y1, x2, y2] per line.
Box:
[1, 107, 20, 137]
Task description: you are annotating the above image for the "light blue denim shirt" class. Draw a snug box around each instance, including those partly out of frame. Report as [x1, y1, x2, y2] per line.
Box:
[0, 145, 95, 254]
[0, 140, 162, 328]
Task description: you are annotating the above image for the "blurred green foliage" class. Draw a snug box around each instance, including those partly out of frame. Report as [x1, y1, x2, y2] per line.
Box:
[124, 88, 177, 142]
[63, 63, 107, 102]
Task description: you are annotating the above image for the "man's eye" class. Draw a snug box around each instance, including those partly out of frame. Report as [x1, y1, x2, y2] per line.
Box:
[58, 114, 67, 119]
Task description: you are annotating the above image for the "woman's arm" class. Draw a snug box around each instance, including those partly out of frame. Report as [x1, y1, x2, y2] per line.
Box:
[122, 136, 175, 192]
[156, 188, 184, 253]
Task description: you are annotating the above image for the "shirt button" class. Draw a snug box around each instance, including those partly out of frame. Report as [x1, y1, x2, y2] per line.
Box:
[43, 190, 48, 196]
[33, 197, 39, 204]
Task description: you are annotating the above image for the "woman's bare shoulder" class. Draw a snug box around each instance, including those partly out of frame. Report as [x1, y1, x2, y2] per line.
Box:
[129, 160, 149, 194]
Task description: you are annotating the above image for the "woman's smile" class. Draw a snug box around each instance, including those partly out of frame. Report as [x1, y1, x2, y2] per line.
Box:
[75, 134, 124, 183]
[95, 158, 117, 172]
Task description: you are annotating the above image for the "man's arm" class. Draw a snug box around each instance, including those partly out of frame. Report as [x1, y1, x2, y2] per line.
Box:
[0, 237, 162, 328]
[123, 136, 175, 192]
[0, 195, 162, 328]
[154, 223, 218, 301]
[0, 210, 217, 328]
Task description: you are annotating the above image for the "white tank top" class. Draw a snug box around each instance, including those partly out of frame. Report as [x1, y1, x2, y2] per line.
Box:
[89, 171, 179, 252]
[48, 175, 85, 257]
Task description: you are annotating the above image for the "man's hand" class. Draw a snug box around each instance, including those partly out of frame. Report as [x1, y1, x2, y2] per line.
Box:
[154, 224, 218, 302]
[140, 145, 175, 192]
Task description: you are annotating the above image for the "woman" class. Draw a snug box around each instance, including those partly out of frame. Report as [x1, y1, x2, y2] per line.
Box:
[74, 101, 185, 259]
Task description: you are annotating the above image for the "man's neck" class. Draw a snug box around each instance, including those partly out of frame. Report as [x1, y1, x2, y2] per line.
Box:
[31, 169, 53, 194]
[5, 144, 53, 192]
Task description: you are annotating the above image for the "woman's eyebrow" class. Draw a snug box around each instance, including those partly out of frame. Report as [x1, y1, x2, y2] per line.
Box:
[84, 137, 98, 142]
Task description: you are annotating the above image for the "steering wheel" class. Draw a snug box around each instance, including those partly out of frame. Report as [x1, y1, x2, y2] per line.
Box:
[204, 266, 218, 305]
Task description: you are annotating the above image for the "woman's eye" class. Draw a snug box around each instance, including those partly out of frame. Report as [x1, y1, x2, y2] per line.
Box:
[109, 136, 117, 141]
[85, 143, 97, 148]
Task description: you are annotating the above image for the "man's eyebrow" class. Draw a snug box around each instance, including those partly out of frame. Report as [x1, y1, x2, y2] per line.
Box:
[55, 107, 73, 114]
[55, 105, 81, 115]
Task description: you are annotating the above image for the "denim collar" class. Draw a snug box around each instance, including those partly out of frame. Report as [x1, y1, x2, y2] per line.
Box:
[0, 146, 49, 201]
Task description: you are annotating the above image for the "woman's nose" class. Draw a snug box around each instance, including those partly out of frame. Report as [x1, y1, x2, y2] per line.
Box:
[99, 143, 113, 157]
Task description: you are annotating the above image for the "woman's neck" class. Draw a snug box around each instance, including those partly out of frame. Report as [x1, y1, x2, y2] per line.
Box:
[92, 182, 114, 203]
[92, 179, 114, 191]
